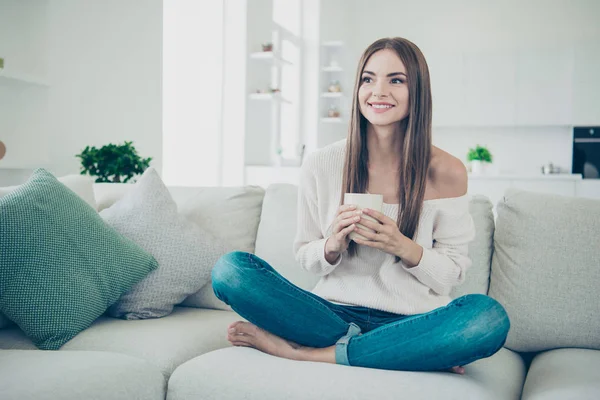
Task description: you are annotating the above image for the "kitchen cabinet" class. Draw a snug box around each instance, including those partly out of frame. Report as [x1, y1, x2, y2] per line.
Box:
[515, 49, 573, 126]
[463, 52, 517, 126]
[573, 42, 600, 125]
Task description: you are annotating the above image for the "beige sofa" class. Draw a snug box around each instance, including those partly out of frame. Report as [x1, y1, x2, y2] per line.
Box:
[0, 183, 598, 400]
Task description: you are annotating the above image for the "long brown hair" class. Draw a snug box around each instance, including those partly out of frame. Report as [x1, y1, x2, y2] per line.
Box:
[341, 37, 432, 262]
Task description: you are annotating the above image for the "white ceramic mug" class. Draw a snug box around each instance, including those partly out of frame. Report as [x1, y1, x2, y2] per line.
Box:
[343, 193, 383, 241]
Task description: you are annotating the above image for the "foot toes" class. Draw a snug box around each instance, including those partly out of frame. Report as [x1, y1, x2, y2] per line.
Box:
[449, 366, 465, 374]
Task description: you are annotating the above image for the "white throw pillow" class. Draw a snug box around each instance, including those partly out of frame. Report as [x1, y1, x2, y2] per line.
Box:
[100, 168, 231, 319]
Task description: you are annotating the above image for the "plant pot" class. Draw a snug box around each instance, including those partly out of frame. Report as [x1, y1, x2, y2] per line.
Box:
[470, 160, 490, 175]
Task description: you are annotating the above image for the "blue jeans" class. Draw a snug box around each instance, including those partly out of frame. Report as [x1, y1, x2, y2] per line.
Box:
[212, 251, 510, 371]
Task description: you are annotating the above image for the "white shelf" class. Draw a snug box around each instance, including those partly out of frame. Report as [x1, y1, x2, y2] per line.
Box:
[0, 70, 50, 87]
[322, 41, 344, 47]
[321, 117, 343, 123]
[249, 51, 292, 65]
[322, 66, 343, 72]
[321, 92, 343, 98]
[249, 92, 291, 103]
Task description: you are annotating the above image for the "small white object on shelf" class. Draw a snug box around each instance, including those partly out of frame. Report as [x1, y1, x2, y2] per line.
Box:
[322, 41, 344, 47]
[0, 70, 50, 87]
[321, 118, 343, 123]
[322, 66, 343, 72]
[249, 51, 292, 65]
[249, 92, 291, 103]
[321, 92, 343, 98]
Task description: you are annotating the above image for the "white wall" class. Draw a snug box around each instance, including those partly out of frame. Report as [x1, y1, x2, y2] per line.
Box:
[162, 0, 224, 186]
[315, 0, 600, 174]
[0, 0, 50, 180]
[0, 0, 162, 182]
[46, 0, 163, 177]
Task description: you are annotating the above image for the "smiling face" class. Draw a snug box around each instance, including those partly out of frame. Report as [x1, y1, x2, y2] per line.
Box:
[358, 49, 410, 127]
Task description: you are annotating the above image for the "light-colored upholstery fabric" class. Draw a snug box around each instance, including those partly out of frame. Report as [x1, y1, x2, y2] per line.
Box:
[0, 174, 97, 209]
[167, 347, 526, 400]
[521, 348, 600, 400]
[0, 307, 243, 378]
[101, 168, 230, 319]
[0, 350, 165, 400]
[254, 184, 320, 291]
[179, 186, 264, 311]
[488, 189, 600, 352]
[94, 183, 265, 311]
[450, 195, 494, 298]
[254, 185, 494, 298]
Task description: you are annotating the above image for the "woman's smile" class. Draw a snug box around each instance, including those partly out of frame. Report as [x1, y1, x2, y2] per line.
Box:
[367, 101, 396, 113]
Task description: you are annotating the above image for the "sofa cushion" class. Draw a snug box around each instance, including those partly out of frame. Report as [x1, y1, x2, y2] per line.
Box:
[450, 194, 494, 298]
[488, 189, 600, 352]
[167, 346, 526, 400]
[521, 348, 600, 400]
[94, 183, 264, 311]
[0, 307, 244, 378]
[0, 350, 165, 400]
[100, 168, 230, 319]
[254, 184, 320, 291]
[0, 169, 157, 350]
[254, 184, 494, 297]
[0, 173, 97, 209]
[0, 173, 97, 330]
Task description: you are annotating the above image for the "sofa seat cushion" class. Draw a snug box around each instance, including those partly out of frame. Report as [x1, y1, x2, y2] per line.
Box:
[0, 307, 243, 378]
[167, 347, 526, 400]
[0, 350, 165, 400]
[521, 348, 600, 400]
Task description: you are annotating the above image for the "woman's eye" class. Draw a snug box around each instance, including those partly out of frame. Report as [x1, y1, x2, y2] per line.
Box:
[361, 76, 372, 83]
[391, 78, 404, 84]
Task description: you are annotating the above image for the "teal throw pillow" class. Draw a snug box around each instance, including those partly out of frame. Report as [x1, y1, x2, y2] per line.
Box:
[0, 169, 158, 350]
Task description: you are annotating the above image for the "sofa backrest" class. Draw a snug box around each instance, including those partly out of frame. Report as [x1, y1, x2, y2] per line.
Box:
[255, 184, 495, 298]
[94, 183, 265, 254]
[488, 188, 600, 352]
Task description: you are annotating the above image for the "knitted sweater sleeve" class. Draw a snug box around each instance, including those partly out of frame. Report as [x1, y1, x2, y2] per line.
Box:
[402, 200, 475, 296]
[293, 154, 342, 276]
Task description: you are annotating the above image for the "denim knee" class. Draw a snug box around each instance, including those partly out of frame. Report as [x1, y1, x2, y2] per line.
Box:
[459, 294, 511, 351]
[211, 251, 253, 301]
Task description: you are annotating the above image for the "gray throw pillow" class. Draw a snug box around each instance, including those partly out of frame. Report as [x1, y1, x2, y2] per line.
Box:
[101, 168, 230, 319]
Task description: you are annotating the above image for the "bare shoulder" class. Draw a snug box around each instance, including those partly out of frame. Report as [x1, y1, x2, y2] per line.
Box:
[428, 147, 468, 199]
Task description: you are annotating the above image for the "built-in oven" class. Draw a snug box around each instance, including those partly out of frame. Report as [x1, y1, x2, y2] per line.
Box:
[573, 127, 600, 179]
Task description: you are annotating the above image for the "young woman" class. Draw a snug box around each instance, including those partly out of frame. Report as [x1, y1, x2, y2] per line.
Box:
[212, 37, 510, 374]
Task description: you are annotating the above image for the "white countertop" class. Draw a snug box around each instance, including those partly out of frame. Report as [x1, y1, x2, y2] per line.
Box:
[468, 174, 582, 181]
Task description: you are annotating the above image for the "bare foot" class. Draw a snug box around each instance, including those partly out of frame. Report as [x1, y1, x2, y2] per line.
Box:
[448, 366, 465, 374]
[227, 321, 465, 375]
[227, 321, 303, 360]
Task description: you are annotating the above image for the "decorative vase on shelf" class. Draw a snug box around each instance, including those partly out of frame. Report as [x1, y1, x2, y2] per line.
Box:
[328, 105, 340, 118]
[328, 80, 341, 93]
[262, 43, 273, 52]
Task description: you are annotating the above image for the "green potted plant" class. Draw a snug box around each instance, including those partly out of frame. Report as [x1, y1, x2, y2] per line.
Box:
[76, 141, 152, 183]
[467, 145, 493, 175]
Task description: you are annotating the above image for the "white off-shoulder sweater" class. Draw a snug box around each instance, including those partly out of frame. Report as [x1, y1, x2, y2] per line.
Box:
[293, 140, 476, 315]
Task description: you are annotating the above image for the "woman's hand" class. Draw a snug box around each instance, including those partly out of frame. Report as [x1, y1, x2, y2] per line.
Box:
[352, 208, 409, 258]
[324, 205, 361, 262]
